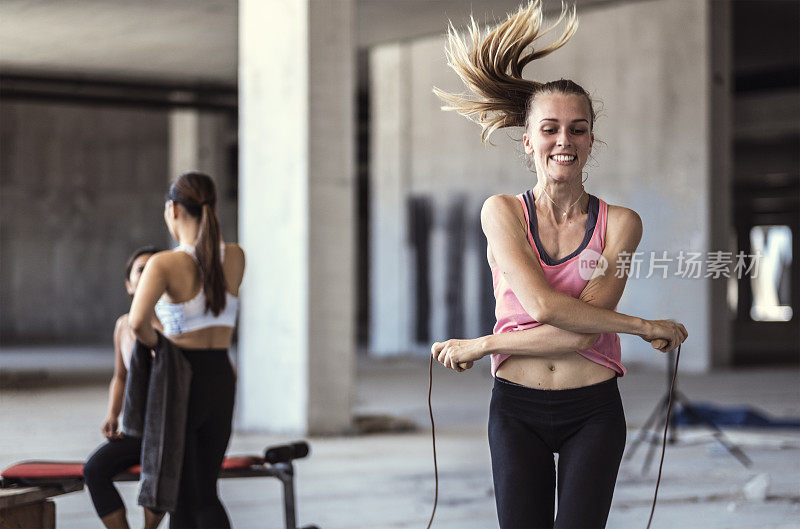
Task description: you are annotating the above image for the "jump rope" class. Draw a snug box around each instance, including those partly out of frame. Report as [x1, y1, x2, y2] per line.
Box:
[426, 340, 682, 529]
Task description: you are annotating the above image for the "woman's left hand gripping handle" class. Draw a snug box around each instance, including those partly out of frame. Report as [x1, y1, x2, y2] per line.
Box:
[431, 339, 486, 373]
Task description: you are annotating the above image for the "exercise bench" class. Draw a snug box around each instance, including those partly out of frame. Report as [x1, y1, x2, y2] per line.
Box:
[1, 441, 318, 529]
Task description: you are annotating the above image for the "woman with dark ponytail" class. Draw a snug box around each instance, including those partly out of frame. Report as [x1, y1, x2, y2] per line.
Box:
[430, 2, 687, 528]
[128, 172, 244, 528]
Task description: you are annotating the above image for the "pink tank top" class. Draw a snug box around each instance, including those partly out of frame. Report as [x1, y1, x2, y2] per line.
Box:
[490, 191, 626, 377]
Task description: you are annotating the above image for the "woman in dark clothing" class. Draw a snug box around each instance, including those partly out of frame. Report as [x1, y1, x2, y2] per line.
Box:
[130, 172, 244, 529]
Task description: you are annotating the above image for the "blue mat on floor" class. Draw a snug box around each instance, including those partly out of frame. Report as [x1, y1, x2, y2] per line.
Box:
[673, 403, 800, 429]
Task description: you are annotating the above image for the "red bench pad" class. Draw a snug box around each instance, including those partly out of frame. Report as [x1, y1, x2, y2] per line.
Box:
[2, 456, 264, 480]
[2, 462, 85, 479]
[220, 456, 265, 470]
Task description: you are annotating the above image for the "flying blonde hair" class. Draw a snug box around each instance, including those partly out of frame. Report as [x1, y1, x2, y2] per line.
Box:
[434, 0, 595, 143]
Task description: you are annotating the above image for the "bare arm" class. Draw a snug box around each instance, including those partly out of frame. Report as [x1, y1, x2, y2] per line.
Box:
[482, 194, 676, 341]
[102, 316, 129, 439]
[129, 253, 170, 348]
[434, 198, 687, 371]
[224, 243, 246, 296]
[480, 204, 644, 357]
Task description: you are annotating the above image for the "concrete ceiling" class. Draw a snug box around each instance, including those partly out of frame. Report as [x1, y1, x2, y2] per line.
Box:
[356, 0, 608, 47]
[0, 0, 609, 84]
[0, 0, 238, 84]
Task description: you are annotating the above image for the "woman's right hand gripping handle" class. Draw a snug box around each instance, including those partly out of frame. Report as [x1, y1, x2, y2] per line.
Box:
[639, 319, 688, 353]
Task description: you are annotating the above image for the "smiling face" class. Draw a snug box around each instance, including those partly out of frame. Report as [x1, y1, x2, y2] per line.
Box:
[522, 92, 594, 183]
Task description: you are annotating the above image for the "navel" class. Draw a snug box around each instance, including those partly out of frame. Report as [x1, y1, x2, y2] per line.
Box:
[548, 364, 556, 372]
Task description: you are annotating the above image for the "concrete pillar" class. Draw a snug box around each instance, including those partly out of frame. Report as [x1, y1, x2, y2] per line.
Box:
[168, 108, 238, 247]
[708, 0, 733, 367]
[168, 109, 200, 246]
[368, 44, 413, 355]
[238, 0, 355, 434]
[168, 109, 200, 178]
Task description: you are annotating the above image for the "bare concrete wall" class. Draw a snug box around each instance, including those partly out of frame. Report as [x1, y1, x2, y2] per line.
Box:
[0, 102, 237, 343]
[370, 0, 717, 372]
[0, 102, 169, 343]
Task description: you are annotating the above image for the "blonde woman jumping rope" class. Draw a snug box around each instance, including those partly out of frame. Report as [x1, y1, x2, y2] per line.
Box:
[431, 2, 688, 528]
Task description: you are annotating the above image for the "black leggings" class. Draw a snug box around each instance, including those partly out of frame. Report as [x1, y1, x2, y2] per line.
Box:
[84, 348, 235, 528]
[84, 435, 143, 518]
[488, 375, 626, 529]
[170, 348, 236, 529]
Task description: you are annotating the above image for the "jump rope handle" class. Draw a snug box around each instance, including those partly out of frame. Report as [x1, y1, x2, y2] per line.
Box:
[650, 318, 685, 351]
[651, 339, 668, 350]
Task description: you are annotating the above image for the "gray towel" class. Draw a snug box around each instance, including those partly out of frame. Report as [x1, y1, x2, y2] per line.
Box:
[121, 331, 192, 512]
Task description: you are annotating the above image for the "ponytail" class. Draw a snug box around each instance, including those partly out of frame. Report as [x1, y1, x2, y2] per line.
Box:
[167, 172, 227, 316]
[195, 203, 226, 316]
[433, 0, 582, 143]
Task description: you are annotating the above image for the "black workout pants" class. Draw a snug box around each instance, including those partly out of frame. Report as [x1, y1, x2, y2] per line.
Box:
[84, 435, 143, 518]
[170, 348, 236, 529]
[84, 348, 235, 528]
[488, 375, 627, 529]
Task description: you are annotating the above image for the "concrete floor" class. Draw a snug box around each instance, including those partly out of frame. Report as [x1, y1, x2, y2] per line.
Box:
[1, 348, 799, 529]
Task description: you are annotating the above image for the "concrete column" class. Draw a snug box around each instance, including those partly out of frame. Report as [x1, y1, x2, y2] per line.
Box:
[239, 0, 355, 434]
[168, 109, 199, 247]
[168, 109, 200, 178]
[368, 44, 413, 355]
[168, 109, 237, 242]
[708, 0, 733, 367]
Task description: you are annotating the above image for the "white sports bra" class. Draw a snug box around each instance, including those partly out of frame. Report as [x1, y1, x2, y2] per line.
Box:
[154, 243, 240, 336]
[122, 333, 134, 371]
